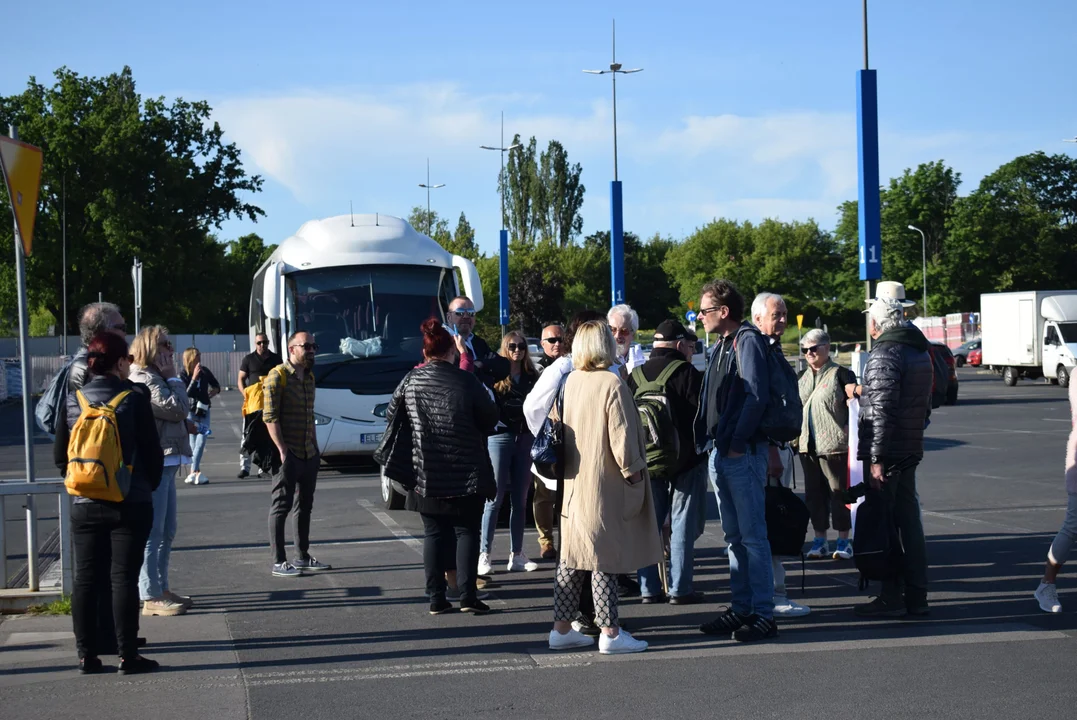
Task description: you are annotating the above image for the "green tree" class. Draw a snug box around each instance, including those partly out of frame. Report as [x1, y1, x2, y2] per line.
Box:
[537, 141, 585, 247]
[502, 135, 541, 244]
[447, 212, 479, 259]
[0, 66, 263, 334]
[406, 205, 451, 248]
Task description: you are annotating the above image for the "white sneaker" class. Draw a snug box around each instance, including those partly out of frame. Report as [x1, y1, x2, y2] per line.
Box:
[599, 629, 648, 655]
[548, 628, 595, 651]
[477, 552, 493, 576]
[1035, 581, 1062, 613]
[773, 598, 812, 617]
[184, 473, 196, 485]
[507, 552, 539, 572]
[193, 472, 209, 485]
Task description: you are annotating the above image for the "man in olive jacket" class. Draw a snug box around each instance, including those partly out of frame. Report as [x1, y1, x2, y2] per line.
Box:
[855, 297, 933, 618]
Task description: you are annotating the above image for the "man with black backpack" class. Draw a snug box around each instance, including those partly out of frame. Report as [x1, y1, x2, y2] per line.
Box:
[853, 297, 933, 618]
[693, 280, 783, 642]
[630, 320, 707, 605]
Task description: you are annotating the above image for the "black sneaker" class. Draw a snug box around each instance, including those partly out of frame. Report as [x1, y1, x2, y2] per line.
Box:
[79, 657, 104, 675]
[460, 599, 491, 615]
[700, 607, 748, 636]
[670, 590, 707, 606]
[855, 595, 908, 618]
[905, 596, 930, 617]
[237, 470, 249, 479]
[119, 655, 160, 675]
[733, 614, 778, 642]
[641, 593, 668, 605]
[429, 597, 453, 615]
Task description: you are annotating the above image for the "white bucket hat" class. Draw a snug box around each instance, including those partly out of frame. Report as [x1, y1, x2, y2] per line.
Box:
[866, 280, 917, 308]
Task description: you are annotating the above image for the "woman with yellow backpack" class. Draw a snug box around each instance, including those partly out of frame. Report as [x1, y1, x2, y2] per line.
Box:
[59, 331, 164, 674]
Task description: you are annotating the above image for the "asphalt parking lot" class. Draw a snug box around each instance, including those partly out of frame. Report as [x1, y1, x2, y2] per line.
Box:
[2, 367, 1076, 719]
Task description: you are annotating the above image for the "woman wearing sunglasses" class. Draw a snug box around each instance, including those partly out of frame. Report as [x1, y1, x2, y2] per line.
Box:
[478, 331, 540, 576]
[797, 330, 859, 560]
[130, 326, 195, 617]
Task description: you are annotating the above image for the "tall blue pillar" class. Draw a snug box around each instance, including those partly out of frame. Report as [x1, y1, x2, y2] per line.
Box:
[610, 180, 625, 306]
[856, 70, 882, 282]
[498, 229, 509, 325]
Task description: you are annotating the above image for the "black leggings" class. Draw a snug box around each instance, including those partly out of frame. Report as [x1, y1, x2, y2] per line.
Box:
[72, 501, 153, 660]
[421, 509, 482, 603]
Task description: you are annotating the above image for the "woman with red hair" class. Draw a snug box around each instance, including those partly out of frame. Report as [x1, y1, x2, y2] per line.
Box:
[376, 318, 499, 615]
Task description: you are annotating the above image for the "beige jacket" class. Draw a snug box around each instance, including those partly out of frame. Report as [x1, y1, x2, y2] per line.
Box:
[129, 364, 192, 458]
[559, 369, 663, 574]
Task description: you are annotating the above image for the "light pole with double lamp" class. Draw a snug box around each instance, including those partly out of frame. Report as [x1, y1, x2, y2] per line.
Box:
[584, 19, 642, 307]
[480, 112, 522, 331]
[418, 158, 445, 236]
[908, 225, 928, 318]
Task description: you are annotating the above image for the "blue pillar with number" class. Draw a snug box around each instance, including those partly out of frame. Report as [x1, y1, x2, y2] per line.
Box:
[499, 228, 509, 326]
[610, 180, 625, 306]
[857, 69, 882, 282]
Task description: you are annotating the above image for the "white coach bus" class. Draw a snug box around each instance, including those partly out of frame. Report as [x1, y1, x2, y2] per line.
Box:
[249, 213, 484, 474]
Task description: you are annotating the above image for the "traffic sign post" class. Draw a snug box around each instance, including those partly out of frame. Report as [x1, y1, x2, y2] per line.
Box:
[132, 258, 144, 335]
[685, 310, 697, 324]
[498, 229, 509, 328]
[1, 126, 44, 591]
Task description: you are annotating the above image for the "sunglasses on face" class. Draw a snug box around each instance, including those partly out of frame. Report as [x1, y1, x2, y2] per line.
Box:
[802, 344, 826, 355]
[291, 343, 319, 351]
[450, 309, 476, 317]
[543, 337, 563, 344]
[507, 343, 525, 351]
[256, 340, 268, 346]
[697, 306, 723, 317]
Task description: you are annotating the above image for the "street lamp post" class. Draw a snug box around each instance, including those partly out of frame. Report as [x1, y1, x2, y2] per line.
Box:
[584, 19, 642, 307]
[908, 225, 928, 318]
[418, 158, 445, 236]
[481, 112, 522, 331]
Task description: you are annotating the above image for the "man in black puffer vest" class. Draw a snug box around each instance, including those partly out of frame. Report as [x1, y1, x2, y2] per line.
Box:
[854, 297, 933, 619]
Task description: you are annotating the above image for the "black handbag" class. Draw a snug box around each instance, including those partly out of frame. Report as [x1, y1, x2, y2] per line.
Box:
[531, 372, 569, 479]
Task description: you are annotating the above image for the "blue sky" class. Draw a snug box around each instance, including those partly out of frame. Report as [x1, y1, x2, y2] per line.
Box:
[6, 1, 1076, 255]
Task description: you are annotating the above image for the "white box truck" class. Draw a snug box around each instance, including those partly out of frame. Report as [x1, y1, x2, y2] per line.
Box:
[980, 290, 1077, 388]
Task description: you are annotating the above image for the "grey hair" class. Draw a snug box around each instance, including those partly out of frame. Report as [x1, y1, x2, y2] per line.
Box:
[873, 313, 905, 334]
[751, 292, 785, 322]
[78, 302, 121, 345]
[801, 329, 830, 347]
[607, 304, 639, 332]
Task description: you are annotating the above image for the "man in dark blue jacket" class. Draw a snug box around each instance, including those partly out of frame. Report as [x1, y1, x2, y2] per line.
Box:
[693, 279, 777, 642]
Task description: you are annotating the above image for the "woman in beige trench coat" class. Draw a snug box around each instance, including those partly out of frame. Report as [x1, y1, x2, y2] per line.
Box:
[547, 321, 663, 655]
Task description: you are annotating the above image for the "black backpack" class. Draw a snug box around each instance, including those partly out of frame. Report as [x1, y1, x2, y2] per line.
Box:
[765, 472, 812, 591]
[734, 326, 803, 443]
[852, 485, 904, 589]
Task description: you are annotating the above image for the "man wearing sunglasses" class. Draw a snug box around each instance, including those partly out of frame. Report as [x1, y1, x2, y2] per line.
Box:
[446, 296, 509, 390]
[238, 333, 283, 478]
[537, 323, 565, 370]
[263, 332, 330, 578]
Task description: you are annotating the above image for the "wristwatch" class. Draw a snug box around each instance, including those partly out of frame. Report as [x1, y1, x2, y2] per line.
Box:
[870, 455, 881, 465]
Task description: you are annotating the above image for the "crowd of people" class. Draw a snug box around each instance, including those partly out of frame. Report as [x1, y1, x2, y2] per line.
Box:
[49, 270, 1077, 670]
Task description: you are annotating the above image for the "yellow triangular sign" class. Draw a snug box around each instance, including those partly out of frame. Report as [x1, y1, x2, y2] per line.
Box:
[0, 137, 44, 256]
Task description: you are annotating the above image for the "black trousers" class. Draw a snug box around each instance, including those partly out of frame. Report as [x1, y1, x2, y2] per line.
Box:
[420, 509, 482, 603]
[269, 451, 319, 564]
[72, 501, 153, 660]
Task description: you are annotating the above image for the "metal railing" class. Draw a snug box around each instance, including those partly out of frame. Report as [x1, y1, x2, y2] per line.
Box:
[0, 479, 72, 596]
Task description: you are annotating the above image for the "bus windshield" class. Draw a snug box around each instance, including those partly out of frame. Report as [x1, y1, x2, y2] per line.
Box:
[287, 265, 453, 393]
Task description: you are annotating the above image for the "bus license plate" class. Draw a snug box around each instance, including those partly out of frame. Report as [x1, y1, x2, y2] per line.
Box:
[361, 433, 383, 445]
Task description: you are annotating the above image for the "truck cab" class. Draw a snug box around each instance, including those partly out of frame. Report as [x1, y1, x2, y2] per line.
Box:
[1041, 296, 1077, 388]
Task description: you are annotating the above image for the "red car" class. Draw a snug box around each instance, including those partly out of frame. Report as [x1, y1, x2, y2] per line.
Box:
[967, 348, 982, 367]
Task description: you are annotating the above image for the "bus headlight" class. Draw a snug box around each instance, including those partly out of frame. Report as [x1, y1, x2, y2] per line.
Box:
[313, 412, 332, 426]
[373, 403, 389, 418]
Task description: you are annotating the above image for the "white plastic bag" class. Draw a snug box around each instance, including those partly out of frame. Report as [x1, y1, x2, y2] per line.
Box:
[339, 336, 383, 358]
[847, 397, 865, 536]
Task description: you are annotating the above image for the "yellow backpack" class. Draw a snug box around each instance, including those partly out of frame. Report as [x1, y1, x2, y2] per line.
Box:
[65, 390, 133, 502]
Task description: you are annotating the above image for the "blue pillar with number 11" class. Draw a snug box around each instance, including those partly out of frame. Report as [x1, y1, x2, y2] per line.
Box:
[610, 180, 624, 306]
[857, 69, 882, 282]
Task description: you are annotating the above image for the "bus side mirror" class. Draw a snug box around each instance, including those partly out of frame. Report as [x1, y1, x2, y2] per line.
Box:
[452, 255, 484, 313]
[263, 262, 282, 320]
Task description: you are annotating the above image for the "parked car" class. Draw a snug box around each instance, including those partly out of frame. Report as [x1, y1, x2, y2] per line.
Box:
[953, 339, 981, 367]
[967, 347, 982, 367]
[930, 342, 959, 405]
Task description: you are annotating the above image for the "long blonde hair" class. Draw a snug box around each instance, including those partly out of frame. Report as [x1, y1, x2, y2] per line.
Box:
[495, 331, 536, 395]
[182, 347, 201, 377]
[130, 325, 170, 368]
[571, 321, 617, 371]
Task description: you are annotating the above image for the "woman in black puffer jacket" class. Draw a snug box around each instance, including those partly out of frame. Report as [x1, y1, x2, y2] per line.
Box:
[379, 318, 498, 615]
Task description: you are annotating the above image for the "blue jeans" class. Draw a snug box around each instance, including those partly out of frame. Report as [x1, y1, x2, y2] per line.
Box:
[139, 465, 179, 600]
[481, 432, 533, 555]
[711, 449, 774, 618]
[639, 462, 708, 598]
[189, 408, 210, 472]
